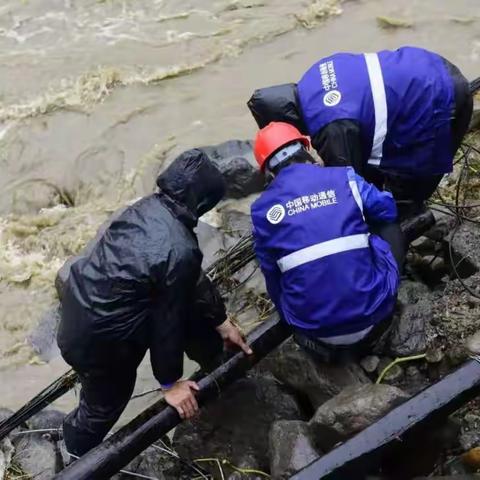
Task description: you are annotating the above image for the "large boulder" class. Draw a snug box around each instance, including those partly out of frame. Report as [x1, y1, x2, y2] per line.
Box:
[269, 420, 319, 480]
[200, 140, 264, 199]
[173, 375, 304, 475]
[309, 384, 410, 451]
[258, 338, 370, 409]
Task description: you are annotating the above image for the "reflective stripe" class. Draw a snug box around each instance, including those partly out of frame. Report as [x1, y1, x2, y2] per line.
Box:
[277, 233, 370, 273]
[318, 325, 373, 345]
[364, 53, 388, 167]
[348, 179, 364, 218]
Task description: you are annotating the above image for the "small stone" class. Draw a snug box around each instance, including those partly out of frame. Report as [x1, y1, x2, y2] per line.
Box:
[405, 365, 422, 380]
[410, 236, 436, 256]
[448, 345, 469, 367]
[466, 330, 480, 356]
[360, 355, 380, 374]
[426, 348, 444, 364]
[462, 447, 480, 469]
[377, 357, 404, 383]
[467, 296, 480, 309]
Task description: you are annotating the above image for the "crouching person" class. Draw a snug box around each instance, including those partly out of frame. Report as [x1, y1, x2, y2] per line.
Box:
[250, 122, 404, 363]
[57, 149, 252, 457]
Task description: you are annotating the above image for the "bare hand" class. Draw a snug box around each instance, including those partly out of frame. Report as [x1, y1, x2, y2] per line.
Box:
[164, 381, 200, 419]
[216, 319, 253, 355]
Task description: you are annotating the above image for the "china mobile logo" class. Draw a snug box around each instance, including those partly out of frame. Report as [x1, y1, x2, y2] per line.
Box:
[323, 89, 342, 107]
[266, 204, 286, 224]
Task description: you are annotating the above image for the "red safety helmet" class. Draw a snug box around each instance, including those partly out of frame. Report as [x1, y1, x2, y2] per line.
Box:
[253, 121, 310, 172]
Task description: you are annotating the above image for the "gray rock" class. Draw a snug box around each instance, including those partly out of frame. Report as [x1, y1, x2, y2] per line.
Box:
[309, 384, 410, 451]
[13, 433, 59, 480]
[425, 348, 445, 364]
[396, 280, 430, 306]
[173, 375, 303, 474]
[27, 410, 65, 431]
[269, 420, 319, 480]
[200, 140, 264, 199]
[444, 223, 480, 279]
[389, 298, 432, 356]
[410, 236, 437, 256]
[381, 363, 404, 384]
[258, 338, 370, 408]
[470, 91, 480, 130]
[466, 330, 480, 356]
[360, 355, 380, 374]
[0, 438, 14, 480]
[425, 211, 458, 242]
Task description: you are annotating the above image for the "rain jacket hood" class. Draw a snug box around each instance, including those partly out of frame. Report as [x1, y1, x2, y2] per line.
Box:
[156, 148, 226, 224]
[247, 83, 306, 134]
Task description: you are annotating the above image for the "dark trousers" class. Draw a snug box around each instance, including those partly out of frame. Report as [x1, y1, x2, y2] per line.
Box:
[63, 322, 223, 457]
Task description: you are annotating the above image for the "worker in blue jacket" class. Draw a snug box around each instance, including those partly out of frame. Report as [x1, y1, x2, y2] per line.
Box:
[248, 47, 473, 218]
[251, 122, 403, 360]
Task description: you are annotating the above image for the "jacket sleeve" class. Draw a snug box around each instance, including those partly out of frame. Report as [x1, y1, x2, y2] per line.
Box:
[346, 167, 397, 224]
[149, 298, 187, 387]
[311, 119, 365, 173]
[191, 271, 227, 328]
[252, 226, 282, 310]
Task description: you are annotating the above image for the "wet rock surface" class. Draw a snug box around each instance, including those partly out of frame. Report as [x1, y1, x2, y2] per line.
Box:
[258, 337, 370, 408]
[269, 420, 319, 480]
[173, 374, 304, 475]
[444, 223, 480, 279]
[309, 384, 410, 451]
[200, 140, 264, 199]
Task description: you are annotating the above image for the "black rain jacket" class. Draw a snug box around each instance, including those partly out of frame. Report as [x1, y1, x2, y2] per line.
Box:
[57, 149, 227, 385]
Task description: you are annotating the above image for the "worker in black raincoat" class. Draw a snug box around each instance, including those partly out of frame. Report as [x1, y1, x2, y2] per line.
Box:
[57, 149, 252, 457]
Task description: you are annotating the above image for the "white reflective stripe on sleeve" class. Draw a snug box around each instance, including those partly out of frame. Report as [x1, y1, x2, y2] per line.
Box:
[349, 180, 364, 217]
[317, 325, 373, 345]
[277, 233, 370, 273]
[364, 53, 388, 166]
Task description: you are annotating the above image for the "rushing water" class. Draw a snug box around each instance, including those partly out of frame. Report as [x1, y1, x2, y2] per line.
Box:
[0, 0, 479, 419]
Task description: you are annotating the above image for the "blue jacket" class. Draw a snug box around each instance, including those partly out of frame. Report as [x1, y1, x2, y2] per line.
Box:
[251, 164, 399, 338]
[297, 47, 455, 175]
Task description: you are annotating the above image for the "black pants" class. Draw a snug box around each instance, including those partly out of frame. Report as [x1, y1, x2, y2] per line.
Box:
[63, 322, 223, 457]
[370, 221, 406, 273]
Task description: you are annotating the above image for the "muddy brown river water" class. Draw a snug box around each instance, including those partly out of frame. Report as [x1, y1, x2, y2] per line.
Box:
[0, 0, 479, 423]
